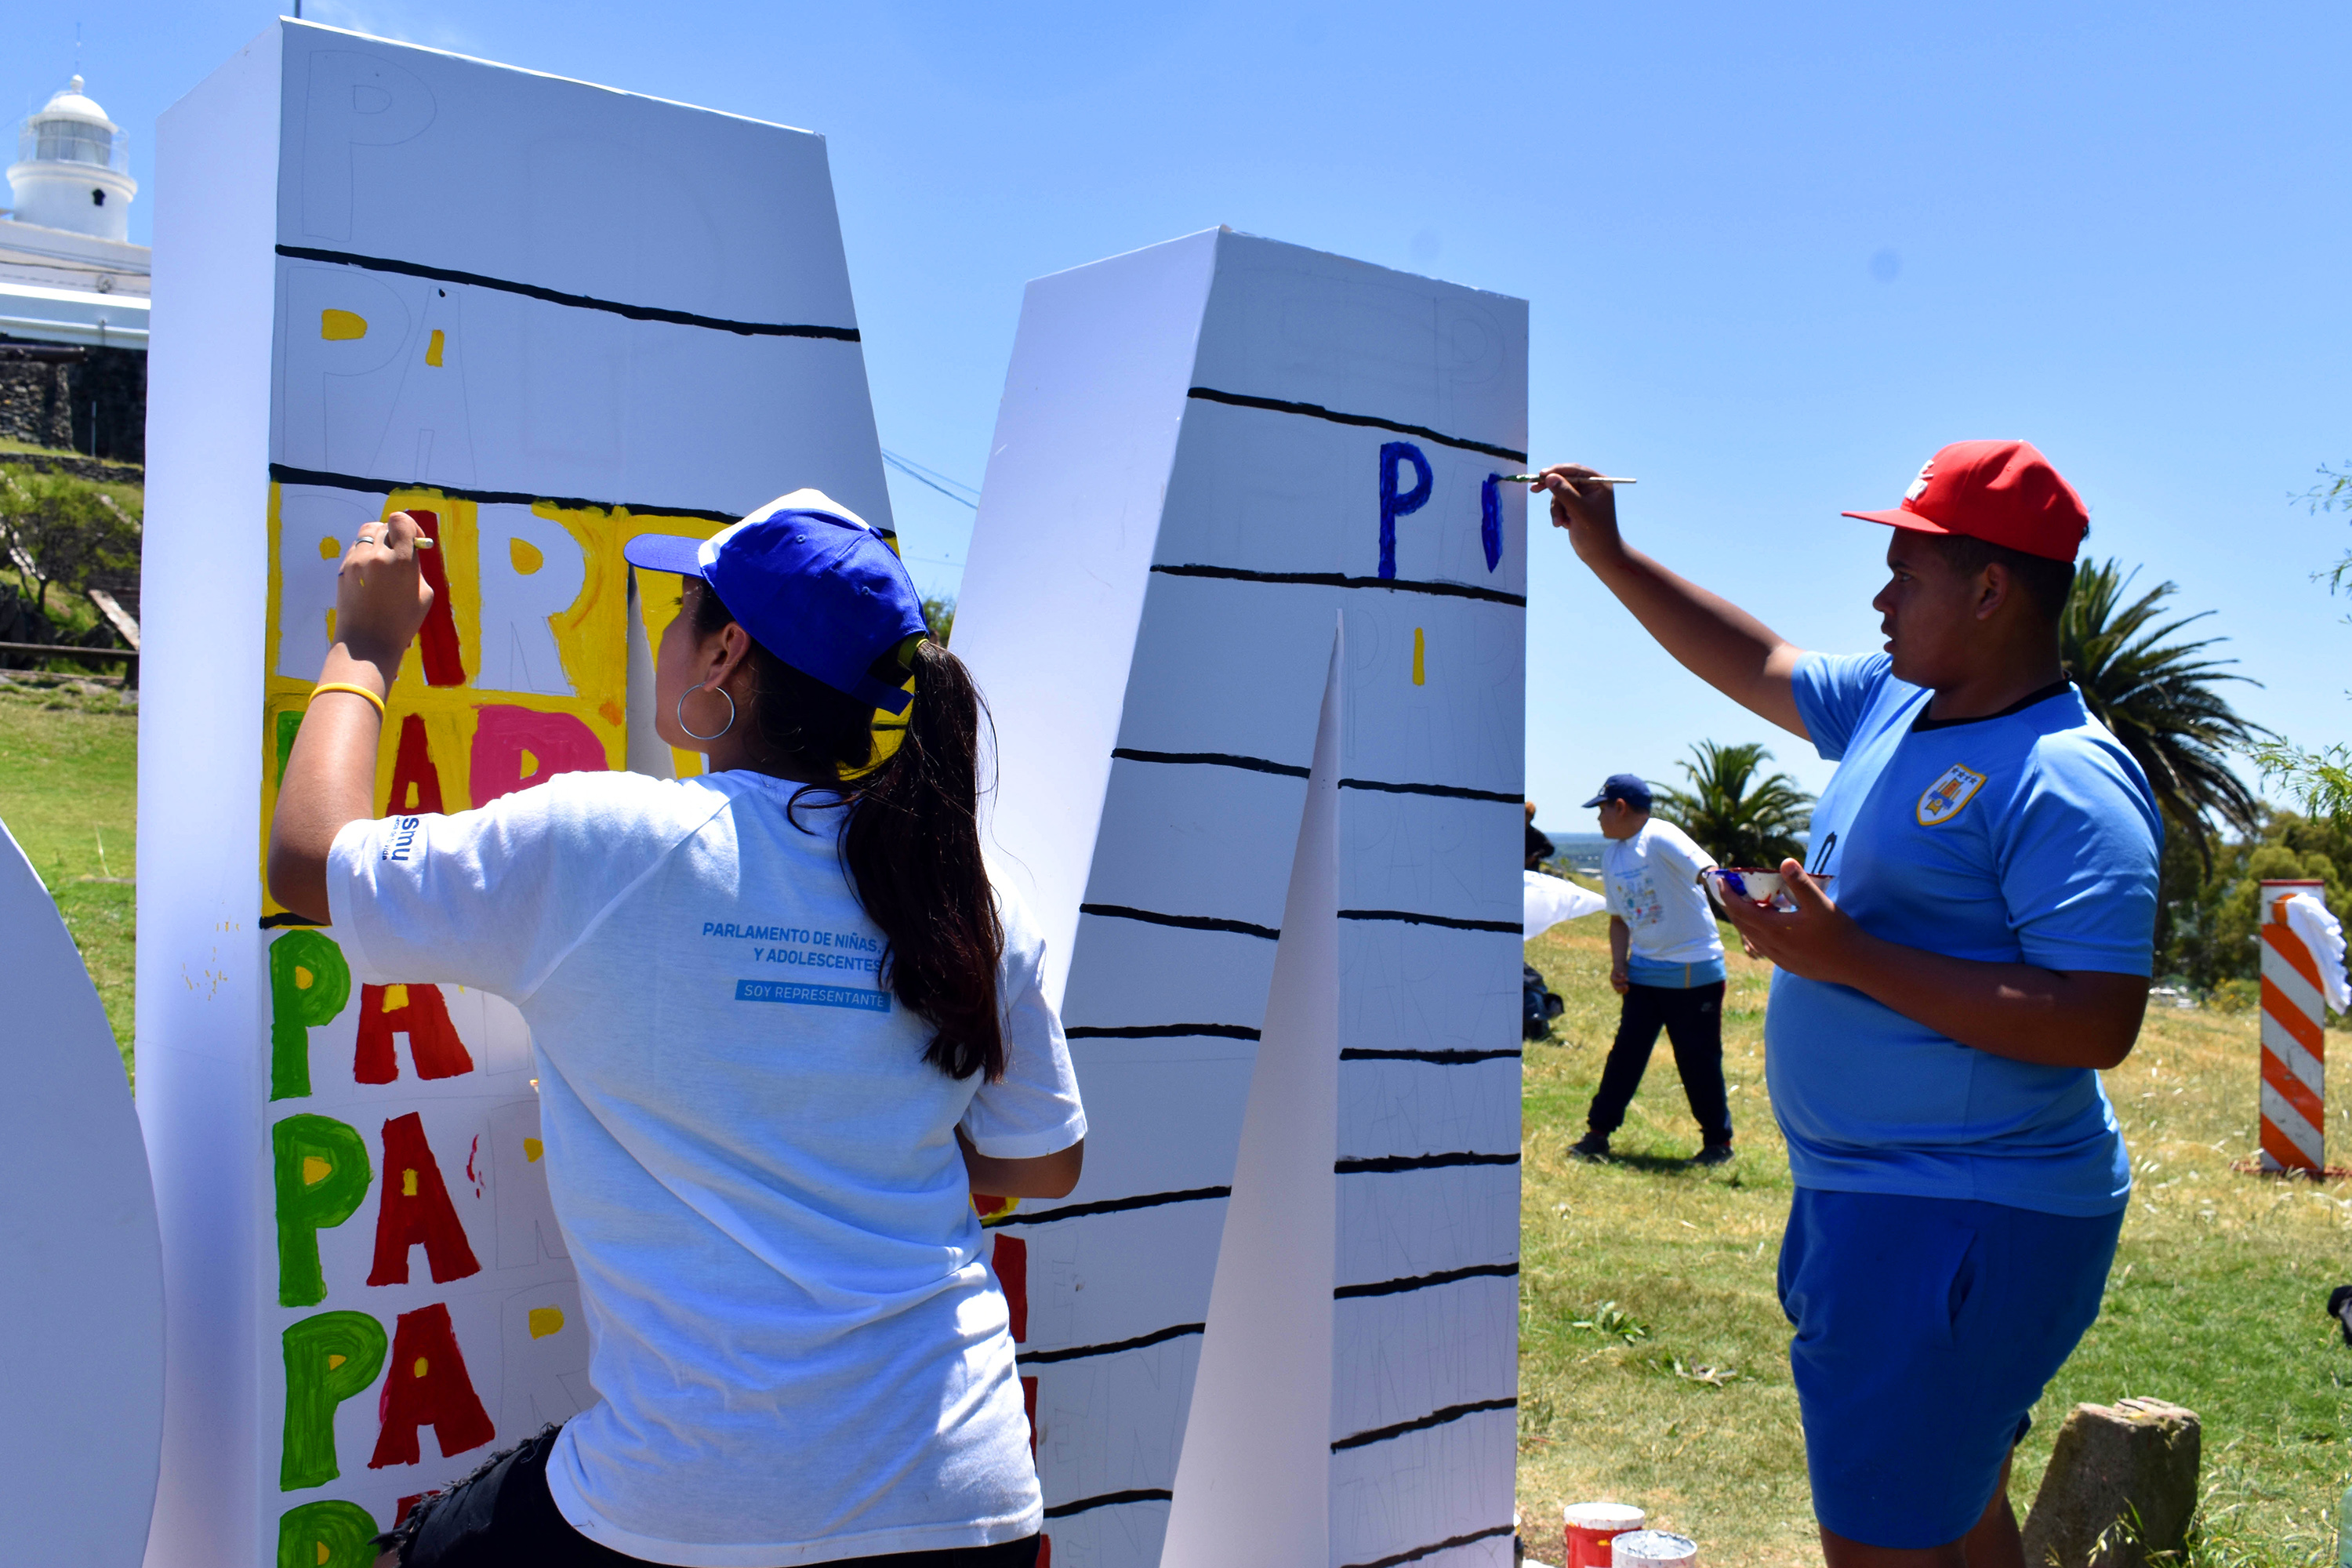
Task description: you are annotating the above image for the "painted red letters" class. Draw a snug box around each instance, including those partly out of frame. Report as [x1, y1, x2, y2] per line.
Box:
[354, 983, 476, 1084]
[368, 1112, 481, 1287]
[368, 1301, 495, 1468]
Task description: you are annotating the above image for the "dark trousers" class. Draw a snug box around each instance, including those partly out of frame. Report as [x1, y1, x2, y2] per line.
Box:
[1586, 980, 1732, 1146]
[388, 1424, 1041, 1567]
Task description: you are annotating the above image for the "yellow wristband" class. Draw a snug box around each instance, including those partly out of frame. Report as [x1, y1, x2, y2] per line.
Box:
[310, 681, 387, 720]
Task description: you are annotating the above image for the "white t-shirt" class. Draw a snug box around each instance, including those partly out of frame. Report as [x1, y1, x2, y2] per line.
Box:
[327, 769, 1086, 1566]
[1599, 818, 1723, 966]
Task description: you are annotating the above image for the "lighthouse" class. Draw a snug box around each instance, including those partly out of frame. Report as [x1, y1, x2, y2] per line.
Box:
[0, 73, 151, 459]
[7, 75, 137, 242]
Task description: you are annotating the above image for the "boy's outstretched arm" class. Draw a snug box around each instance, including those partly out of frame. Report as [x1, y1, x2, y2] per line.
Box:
[1539, 466, 1810, 739]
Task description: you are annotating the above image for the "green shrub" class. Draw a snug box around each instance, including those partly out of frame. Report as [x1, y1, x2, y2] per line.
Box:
[2208, 977, 2260, 1014]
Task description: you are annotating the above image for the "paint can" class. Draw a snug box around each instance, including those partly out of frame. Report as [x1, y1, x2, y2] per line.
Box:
[1563, 1503, 1645, 1566]
[1611, 1530, 1698, 1566]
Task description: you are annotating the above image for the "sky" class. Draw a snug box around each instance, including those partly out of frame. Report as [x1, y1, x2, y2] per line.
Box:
[10, 0, 2351, 829]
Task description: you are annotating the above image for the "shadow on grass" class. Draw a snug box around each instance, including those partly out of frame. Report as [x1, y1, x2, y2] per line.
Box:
[1584, 1151, 1702, 1176]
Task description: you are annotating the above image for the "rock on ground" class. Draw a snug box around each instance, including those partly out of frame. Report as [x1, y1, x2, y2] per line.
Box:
[2020, 1398, 2200, 1568]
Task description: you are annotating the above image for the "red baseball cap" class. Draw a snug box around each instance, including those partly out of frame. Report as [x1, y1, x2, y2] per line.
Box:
[1843, 440, 2089, 562]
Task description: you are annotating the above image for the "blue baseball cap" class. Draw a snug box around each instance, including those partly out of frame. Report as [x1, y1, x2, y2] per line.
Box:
[622, 489, 929, 715]
[1581, 773, 1653, 810]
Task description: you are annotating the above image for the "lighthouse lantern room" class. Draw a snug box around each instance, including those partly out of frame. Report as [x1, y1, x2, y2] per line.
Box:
[8, 75, 136, 241]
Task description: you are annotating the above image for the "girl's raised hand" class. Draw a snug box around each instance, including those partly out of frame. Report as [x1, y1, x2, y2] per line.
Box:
[335, 510, 435, 669]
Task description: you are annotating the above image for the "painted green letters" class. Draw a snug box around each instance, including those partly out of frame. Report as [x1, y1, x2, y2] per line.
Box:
[269, 927, 352, 1100]
[277, 1499, 380, 1567]
[273, 1114, 373, 1307]
[280, 1309, 387, 1490]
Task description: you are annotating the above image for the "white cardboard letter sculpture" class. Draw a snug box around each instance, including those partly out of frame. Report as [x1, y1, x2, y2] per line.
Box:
[141, 23, 894, 1564]
[954, 229, 1528, 1568]
[0, 818, 165, 1568]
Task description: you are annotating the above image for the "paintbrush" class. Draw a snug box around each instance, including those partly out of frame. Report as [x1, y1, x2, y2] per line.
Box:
[1498, 474, 1637, 485]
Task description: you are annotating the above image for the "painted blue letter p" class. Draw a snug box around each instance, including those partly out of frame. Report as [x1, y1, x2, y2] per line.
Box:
[1378, 441, 1433, 580]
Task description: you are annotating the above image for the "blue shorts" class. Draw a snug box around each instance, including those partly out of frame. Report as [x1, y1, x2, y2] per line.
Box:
[1777, 1188, 2122, 1548]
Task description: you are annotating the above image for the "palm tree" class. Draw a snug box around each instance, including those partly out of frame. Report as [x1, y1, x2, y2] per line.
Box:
[2061, 558, 2268, 862]
[1653, 741, 1814, 868]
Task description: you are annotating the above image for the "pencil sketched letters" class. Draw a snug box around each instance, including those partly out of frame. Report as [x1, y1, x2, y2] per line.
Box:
[475, 503, 586, 697]
[489, 1097, 568, 1271]
[438, 984, 534, 1078]
[301, 50, 437, 245]
[499, 1280, 593, 1433]
[274, 484, 377, 680]
[278, 264, 417, 480]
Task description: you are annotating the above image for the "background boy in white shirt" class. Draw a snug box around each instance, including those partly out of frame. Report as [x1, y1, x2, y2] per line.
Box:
[1577, 773, 1735, 1165]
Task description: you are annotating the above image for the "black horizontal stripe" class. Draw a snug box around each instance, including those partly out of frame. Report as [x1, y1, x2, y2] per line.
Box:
[1334, 1262, 1519, 1301]
[1338, 776, 1523, 804]
[1044, 1488, 1174, 1519]
[1080, 902, 1280, 941]
[260, 912, 325, 930]
[278, 243, 862, 341]
[1337, 1151, 1521, 1174]
[1330, 1396, 1517, 1453]
[1186, 386, 1526, 463]
[1110, 751, 1514, 803]
[987, 1185, 1231, 1228]
[1152, 562, 1525, 608]
[1340, 909, 1521, 935]
[1112, 746, 1310, 779]
[1341, 1523, 1519, 1568]
[1340, 1047, 1521, 1064]
[1018, 1323, 1204, 1366]
[270, 463, 746, 529]
[1067, 1023, 1261, 1041]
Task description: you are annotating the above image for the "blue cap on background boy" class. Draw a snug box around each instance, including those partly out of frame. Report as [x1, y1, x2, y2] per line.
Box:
[1581, 773, 1653, 811]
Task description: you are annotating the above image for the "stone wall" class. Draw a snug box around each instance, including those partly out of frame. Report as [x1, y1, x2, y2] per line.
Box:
[0, 346, 76, 450]
[0, 338, 147, 464]
[69, 344, 147, 465]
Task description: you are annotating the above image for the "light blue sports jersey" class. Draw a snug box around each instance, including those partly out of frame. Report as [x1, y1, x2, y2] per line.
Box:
[1771, 652, 2160, 1217]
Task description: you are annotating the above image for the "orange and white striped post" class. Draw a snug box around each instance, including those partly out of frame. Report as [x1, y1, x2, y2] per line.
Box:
[2259, 879, 2328, 1175]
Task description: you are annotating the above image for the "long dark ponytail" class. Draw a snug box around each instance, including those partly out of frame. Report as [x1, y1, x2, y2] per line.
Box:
[693, 584, 1004, 1080]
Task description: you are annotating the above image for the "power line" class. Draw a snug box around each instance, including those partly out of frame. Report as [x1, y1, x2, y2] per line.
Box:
[881, 448, 979, 510]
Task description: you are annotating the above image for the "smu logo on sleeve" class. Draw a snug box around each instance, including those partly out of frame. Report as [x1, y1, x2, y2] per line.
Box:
[384, 815, 423, 862]
[1916, 764, 1988, 827]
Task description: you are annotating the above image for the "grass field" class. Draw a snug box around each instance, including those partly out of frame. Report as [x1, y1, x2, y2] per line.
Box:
[2, 698, 2345, 1560]
[0, 684, 136, 1076]
[1519, 904, 2352, 1566]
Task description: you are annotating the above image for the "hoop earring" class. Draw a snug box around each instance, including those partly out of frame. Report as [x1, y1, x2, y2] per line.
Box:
[676, 684, 735, 742]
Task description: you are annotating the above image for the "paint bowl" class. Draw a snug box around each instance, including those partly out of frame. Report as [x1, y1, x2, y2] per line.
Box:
[1612, 1530, 1699, 1567]
[1564, 1502, 1645, 1566]
[1703, 867, 1830, 909]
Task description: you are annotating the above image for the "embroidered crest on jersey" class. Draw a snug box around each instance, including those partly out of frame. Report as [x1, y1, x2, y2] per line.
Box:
[1916, 764, 1987, 826]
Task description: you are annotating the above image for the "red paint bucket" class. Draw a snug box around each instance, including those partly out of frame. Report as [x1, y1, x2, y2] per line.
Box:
[1563, 1503, 1645, 1567]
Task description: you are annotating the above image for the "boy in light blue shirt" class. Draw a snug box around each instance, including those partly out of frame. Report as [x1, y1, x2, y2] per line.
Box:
[1538, 441, 2157, 1568]
[1773, 652, 2154, 1214]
